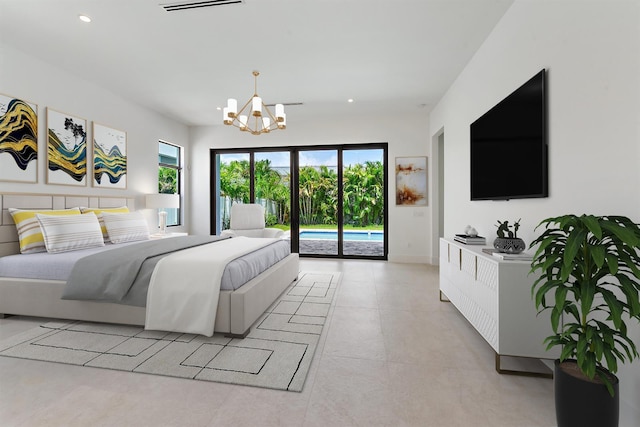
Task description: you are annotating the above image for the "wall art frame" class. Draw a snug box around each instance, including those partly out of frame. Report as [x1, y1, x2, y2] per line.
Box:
[92, 122, 127, 189]
[46, 108, 88, 186]
[395, 156, 427, 206]
[0, 93, 38, 183]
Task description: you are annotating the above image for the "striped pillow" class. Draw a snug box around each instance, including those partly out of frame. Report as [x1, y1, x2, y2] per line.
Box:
[36, 212, 105, 253]
[80, 206, 130, 239]
[9, 207, 82, 254]
[102, 211, 150, 244]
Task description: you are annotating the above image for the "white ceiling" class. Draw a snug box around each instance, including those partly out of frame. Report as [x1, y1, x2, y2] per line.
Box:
[0, 0, 514, 126]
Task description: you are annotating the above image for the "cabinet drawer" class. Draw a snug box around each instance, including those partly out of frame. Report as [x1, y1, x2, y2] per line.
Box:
[477, 257, 498, 292]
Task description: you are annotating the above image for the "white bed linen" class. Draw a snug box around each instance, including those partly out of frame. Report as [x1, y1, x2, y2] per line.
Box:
[145, 236, 278, 337]
[0, 242, 140, 281]
[0, 239, 290, 292]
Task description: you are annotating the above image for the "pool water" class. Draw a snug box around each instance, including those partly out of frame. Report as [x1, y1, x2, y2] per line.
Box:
[299, 230, 383, 242]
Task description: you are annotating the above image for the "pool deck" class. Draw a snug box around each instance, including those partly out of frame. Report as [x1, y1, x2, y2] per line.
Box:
[277, 230, 385, 257]
[298, 240, 384, 257]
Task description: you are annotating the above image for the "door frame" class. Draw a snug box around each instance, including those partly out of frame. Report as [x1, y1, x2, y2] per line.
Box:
[210, 143, 388, 260]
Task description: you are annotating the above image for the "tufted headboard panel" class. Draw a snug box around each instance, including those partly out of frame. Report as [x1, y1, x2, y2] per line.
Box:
[0, 193, 136, 257]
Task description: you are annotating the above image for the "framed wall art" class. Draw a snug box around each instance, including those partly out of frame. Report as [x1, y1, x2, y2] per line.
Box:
[93, 122, 127, 189]
[395, 156, 427, 206]
[46, 108, 87, 186]
[0, 94, 38, 183]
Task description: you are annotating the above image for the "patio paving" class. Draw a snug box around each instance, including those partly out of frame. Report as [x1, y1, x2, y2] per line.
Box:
[299, 239, 384, 257]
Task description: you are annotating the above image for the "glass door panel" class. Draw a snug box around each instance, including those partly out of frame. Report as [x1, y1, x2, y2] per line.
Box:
[298, 149, 338, 256]
[254, 152, 291, 238]
[342, 149, 385, 256]
[217, 152, 250, 232]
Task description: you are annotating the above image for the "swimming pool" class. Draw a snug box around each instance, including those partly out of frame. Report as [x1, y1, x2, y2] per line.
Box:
[299, 230, 383, 242]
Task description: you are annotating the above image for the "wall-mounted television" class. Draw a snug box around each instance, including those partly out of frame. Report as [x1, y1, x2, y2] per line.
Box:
[470, 69, 547, 201]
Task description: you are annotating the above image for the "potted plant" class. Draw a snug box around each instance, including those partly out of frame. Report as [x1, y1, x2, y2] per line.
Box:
[494, 218, 526, 253]
[530, 214, 640, 427]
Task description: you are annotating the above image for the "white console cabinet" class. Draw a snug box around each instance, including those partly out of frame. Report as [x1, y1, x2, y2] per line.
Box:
[439, 238, 558, 375]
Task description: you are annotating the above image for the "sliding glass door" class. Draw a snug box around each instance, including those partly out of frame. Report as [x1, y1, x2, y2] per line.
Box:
[342, 148, 385, 257]
[216, 152, 250, 233]
[298, 149, 338, 256]
[211, 144, 387, 260]
[254, 152, 291, 232]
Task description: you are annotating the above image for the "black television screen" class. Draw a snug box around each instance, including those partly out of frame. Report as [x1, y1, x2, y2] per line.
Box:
[470, 69, 547, 201]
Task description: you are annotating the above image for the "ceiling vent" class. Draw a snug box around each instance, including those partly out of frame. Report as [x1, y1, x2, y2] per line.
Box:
[160, 0, 243, 12]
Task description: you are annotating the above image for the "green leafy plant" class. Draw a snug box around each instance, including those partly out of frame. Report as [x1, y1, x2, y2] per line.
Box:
[530, 214, 640, 396]
[496, 218, 521, 238]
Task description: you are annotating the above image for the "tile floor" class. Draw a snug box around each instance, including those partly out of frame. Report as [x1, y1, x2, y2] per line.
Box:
[0, 259, 561, 426]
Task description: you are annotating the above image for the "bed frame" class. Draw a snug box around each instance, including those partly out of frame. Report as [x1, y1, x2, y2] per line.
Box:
[0, 192, 299, 337]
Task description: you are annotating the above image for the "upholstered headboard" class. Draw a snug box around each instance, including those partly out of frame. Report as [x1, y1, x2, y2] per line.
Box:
[0, 193, 136, 257]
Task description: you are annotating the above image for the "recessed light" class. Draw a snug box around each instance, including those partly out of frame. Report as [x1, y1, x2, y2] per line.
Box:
[216, 107, 222, 111]
[79, 15, 92, 23]
[347, 99, 354, 103]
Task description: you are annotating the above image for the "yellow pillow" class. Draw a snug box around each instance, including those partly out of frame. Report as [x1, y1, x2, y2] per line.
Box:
[9, 207, 82, 254]
[80, 206, 130, 238]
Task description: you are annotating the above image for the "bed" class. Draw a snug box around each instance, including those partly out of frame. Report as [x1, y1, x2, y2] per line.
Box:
[0, 193, 299, 337]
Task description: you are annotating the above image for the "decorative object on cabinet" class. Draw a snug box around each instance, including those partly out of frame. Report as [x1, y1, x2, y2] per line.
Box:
[0, 94, 38, 183]
[464, 225, 478, 237]
[46, 108, 87, 186]
[92, 123, 127, 189]
[453, 234, 486, 245]
[395, 156, 427, 206]
[439, 238, 557, 377]
[530, 214, 640, 427]
[491, 252, 533, 261]
[493, 219, 525, 254]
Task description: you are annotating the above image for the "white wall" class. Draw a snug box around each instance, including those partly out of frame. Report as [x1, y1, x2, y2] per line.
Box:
[429, 0, 639, 419]
[0, 43, 189, 232]
[188, 110, 432, 262]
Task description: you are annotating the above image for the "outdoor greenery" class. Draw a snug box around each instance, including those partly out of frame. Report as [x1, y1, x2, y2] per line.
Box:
[530, 214, 640, 396]
[343, 161, 384, 227]
[158, 166, 177, 194]
[219, 160, 250, 203]
[299, 165, 337, 226]
[219, 159, 384, 229]
[255, 159, 290, 225]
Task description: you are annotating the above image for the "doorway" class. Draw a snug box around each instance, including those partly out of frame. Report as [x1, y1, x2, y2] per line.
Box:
[211, 144, 388, 260]
[431, 129, 445, 264]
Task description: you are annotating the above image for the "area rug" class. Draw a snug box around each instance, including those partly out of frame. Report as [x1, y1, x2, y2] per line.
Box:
[0, 271, 340, 392]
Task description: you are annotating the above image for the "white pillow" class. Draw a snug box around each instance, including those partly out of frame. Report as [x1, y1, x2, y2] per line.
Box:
[79, 206, 130, 239]
[102, 211, 150, 244]
[9, 207, 82, 254]
[36, 212, 105, 253]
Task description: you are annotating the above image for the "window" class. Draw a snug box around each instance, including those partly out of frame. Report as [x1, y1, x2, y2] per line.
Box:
[158, 141, 182, 226]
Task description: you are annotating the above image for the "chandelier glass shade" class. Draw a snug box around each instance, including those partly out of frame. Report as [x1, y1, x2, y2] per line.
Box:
[223, 71, 286, 135]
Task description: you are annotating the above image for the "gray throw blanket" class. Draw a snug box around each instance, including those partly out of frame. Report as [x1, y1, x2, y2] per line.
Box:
[61, 235, 230, 306]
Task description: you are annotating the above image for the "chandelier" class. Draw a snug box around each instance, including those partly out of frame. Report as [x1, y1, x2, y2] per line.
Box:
[223, 71, 286, 135]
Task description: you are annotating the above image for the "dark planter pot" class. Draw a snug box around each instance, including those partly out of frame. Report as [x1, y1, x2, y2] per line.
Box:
[493, 237, 526, 254]
[554, 359, 619, 427]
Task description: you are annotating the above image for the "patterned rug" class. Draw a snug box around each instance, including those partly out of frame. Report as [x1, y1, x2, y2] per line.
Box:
[0, 271, 340, 392]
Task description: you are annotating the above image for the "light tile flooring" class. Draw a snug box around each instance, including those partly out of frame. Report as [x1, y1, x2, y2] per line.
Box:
[0, 259, 560, 426]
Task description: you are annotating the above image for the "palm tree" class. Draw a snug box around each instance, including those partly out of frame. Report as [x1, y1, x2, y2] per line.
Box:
[255, 159, 290, 226]
[220, 160, 250, 204]
[343, 161, 383, 226]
